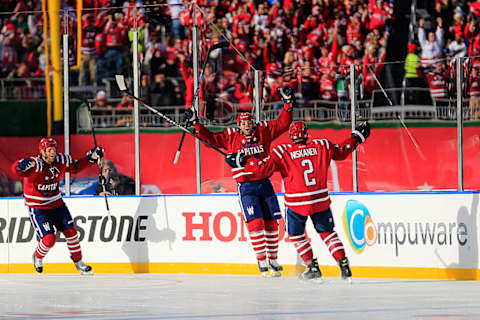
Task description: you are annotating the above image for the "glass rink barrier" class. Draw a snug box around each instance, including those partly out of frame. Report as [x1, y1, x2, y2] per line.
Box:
[0, 1, 479, 197]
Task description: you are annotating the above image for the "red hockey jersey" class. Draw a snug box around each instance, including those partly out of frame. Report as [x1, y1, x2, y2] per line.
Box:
[12, 154, 91, 209]
[242, 137, 358, 215]
[194, 105, 292, 182]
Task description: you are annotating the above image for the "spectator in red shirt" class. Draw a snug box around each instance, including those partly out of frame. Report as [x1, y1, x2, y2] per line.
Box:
[104, 11, 127, 77]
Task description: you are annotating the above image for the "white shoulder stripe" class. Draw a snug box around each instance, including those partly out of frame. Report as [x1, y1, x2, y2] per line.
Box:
[322, 139, 330, 149]
[34, 157, 42, 172]
[273, 148, 282, 159]
[258, 121, 267, 127]
[313, 139, 329, 149]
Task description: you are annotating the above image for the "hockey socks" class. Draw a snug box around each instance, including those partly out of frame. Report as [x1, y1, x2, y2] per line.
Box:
[63, 227, 82, 262]
[290, 233, 313, 266]
[35, 233, 56, 259]
[319, 230, 346, 262]
[264, 219, 279, 261]
[246, 218, 267, 262]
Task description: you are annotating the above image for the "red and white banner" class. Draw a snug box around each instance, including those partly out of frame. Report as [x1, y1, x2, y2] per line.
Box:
[1, 125, 479, 194]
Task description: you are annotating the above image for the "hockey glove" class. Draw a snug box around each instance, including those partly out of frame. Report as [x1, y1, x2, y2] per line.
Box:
[352, 121, 371, 143]
[17, 158, 35, 172]
[225, 152, 247, 169]
[278, 85, 295, 106]
[183, 108, 198, 128]
[87, 146, 104, 163]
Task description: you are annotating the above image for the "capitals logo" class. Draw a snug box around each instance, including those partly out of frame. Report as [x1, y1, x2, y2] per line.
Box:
[342, 200, 377, 253]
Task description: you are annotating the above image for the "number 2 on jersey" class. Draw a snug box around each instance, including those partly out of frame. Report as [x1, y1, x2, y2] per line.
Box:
[301, 159, 316, 186]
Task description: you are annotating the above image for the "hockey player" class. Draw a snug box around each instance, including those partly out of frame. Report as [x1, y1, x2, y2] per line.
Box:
[225, 121, 370, 282]
[11, 137, 104, 274]
[183, 86, 294, 277]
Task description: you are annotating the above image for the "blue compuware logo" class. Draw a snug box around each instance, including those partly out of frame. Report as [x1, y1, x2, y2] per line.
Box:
[342, 200, 377, 253]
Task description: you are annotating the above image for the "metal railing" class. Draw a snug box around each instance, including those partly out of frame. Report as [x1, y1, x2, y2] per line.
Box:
[78, 89, 480, 132]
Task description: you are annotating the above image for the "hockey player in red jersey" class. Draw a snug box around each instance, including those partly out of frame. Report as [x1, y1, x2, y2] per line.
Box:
[11, 137, 104, 274]
[225, 120, 370, 281]
[183, 86, 294, 277]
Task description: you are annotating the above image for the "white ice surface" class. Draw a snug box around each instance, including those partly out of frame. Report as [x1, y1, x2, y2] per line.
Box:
[0, 274, 479, 319]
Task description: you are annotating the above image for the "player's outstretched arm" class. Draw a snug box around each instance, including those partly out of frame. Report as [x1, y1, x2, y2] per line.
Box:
[11, 157, 35, 177]
[184, 108, 230, 150]
[264, 86, 295, 139]
[225, 151, 279, 178]
[332, 121, 371, 160]
[66, 147, 105, 174]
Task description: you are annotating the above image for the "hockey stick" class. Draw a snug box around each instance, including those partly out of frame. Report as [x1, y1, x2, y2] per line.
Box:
[367, 65, 393, 106]
[114, 75, 228, 157]
[174, 41, 230, 165]
[70, 92, 112, 217]
[367, 66, 426, 160]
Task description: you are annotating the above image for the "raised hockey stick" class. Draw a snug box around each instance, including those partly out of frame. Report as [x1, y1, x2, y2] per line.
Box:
[367, 65, 394, 106]
[367, 66, 426, 160]
[70, 92, 112, 217]
[115, 75, 228, 157]
[174, 41, 230, 165]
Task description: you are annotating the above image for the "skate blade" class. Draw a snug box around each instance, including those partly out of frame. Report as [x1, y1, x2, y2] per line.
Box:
[343, 277, 352, 284]
[260, 271, 268, 278]
[298, 276, 323, 284]
[79, 270, 94, 275]
[270, 270, 282, 278]
[310, 277, 323, 284]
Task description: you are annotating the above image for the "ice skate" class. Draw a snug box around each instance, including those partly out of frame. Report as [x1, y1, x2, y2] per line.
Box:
[32, 253, 43, 274]
[257, 259, 269, 277]
[339, 257, 352, 282]
[73, 259, 93, 275]
[269, 259, 283, 277]
[299, 258, 322, 283]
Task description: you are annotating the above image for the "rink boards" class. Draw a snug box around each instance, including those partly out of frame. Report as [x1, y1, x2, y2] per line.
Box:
[0, 192, 479, 279]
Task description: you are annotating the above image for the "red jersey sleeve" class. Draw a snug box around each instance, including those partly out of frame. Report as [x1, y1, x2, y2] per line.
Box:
[193, 123, 231, 151]
[326, 137, 359, 161]
[262, 105, 293, 139]
[238, 147, 284, 180]
[64, 156, 92, 174]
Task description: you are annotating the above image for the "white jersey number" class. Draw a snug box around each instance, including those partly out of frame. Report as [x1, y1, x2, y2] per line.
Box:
[301, 159, 316, 186]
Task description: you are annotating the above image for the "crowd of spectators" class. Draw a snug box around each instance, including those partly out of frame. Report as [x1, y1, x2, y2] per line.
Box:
[0, 0, 395, 119]
[174, 0, 395, 118]
[405, 0, 480, 118]
[4, 0, 480, 121]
